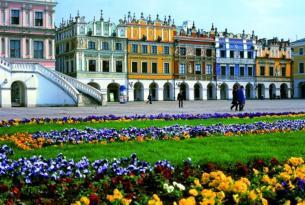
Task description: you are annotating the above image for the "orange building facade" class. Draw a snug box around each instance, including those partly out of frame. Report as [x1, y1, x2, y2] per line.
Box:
[256, 38, 292, 99]
[124, 13, 176, 101]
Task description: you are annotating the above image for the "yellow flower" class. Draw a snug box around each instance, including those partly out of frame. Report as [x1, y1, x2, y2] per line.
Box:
[201, 189, 216, 200]
[262, 198, 268, 205]
[194, 178, 202, 187]
[189, 189, 198, 196]
[253, 168, 259, 175]
[80, 196, 90, 205]
[279, 172, 291, 181]
[233, 194, 240, 204]
[179, 196, 196, 205]
[216, 191, 225, 201]
[122, 198, 132, 205]
[248, 190, 257, 201]
[288, 157, 304, 167]
[232, 180, 248, 194]
[148, 194, 163, 205]
[284, 200, 291, 205]
[71, 201, 81, 205]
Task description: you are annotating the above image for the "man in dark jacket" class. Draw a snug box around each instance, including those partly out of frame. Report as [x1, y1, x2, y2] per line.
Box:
[177, 92, 183, 108]
[237, 86, 245, 111]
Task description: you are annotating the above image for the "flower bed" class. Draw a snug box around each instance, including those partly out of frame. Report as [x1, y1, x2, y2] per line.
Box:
[1, 119, 304, 150]
[1, 145, 305, 204]
[0, 112, 304, 127]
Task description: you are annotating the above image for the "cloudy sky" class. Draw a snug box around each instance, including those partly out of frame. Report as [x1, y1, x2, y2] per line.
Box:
[55, 0, 305, 41]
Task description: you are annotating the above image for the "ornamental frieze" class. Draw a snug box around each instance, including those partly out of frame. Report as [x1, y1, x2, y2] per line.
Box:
[217, 57, 255, 65]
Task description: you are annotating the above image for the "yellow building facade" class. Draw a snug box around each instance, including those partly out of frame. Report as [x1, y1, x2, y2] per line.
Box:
[291, 38, 305, 98]
[124, 13, 176, 101]
[256, 38, 292, 99]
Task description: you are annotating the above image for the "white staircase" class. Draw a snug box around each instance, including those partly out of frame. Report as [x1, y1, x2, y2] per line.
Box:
[53, 70, 105, 105]
[0, 58, 105, 106]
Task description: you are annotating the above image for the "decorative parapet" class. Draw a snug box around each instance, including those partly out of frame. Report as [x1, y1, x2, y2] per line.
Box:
[216, 57, 255, 65]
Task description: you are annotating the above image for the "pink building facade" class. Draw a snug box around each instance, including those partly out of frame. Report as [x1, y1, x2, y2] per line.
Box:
[0, 0, 56, 68]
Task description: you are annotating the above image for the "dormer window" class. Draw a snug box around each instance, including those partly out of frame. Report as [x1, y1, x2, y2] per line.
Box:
[11, 10, 20, 25]
[35, 12, 43, 27]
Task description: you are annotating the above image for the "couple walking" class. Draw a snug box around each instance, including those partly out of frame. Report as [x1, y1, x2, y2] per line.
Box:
[231, 85, 245, 111]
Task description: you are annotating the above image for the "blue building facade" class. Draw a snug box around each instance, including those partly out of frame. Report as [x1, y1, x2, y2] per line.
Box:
[215, 30, 257, 99]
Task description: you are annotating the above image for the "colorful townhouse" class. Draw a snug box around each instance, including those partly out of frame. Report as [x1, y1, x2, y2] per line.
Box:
[55, 11, 128, 102]
[215, 29, 257, 100]
[0, 0, 56, 68]
[123, 12, 175, 101]
[256, 38, 292, 99]
[173, 21, 215, 100]
[291, 38, 305, 99]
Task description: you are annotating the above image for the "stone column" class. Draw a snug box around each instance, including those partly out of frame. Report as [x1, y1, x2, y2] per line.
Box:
[189, 87, 194, 100]
[264, 87, 270, 99]
[228, 88, 233, 100]
[158, 86, 163, 101]
[44, 39, 48, 59]
[5, 37, 8, 58]
[202, 87, 207, 100]
[217, 87, 221, 100]
[0, 88, 11, 107]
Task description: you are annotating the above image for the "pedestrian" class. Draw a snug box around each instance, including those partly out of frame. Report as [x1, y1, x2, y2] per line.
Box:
[230, 85, 239, 111]
[237, 86, 245, 111]
[177, 91, 183, 108]
[146, 93, 152, 104]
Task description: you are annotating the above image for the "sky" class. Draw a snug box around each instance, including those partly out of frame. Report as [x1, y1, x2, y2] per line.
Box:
[55, 0, 305, 41]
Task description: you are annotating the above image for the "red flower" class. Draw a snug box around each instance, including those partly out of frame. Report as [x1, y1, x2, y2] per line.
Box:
[0, 184, 8, 193]
[89, 193, 99, 205]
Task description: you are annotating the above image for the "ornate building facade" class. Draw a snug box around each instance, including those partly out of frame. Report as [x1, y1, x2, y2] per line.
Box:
[0, 0, 56, 68]
[256, 38, 292, 99]
[291, 38, 305, 99]
[174, 21, 215, 100]
[55, 11, 127, 102]
[123, 12, 175, 101]
[215, 30, 257, 100]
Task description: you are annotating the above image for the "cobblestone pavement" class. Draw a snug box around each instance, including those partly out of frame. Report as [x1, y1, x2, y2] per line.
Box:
[0, 100, 304, 120]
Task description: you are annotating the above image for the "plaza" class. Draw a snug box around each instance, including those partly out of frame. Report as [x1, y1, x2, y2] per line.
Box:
[0, 99, 304, 119]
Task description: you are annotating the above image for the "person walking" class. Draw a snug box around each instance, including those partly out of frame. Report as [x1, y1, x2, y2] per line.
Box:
[230, 85, 239, 111]
[146, 93, 152, 104]
[237, 86, 245, 111]
[177, 92, 183, 108]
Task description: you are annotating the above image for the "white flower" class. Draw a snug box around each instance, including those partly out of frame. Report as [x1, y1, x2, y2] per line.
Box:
[173, 181, 185, 191]
[163, 183, 174, 193]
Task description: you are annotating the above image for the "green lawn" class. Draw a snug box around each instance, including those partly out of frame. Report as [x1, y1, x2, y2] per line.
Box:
[1, 115, 304, 135]
[2, 131, 305, 166]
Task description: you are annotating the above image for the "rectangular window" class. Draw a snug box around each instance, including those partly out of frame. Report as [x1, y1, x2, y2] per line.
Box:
[230, 66, 234, 76]
[35, 11, 43, 26]
[10, 40, 20, 58]
[240, 66, 244, 76]
[164, 63, 169, 74]
[179, 64, 186, 74]
[230, 51, 234, 58]
[116, 61, 123, 73]
[164, 46, 169, 55]
[132, 62, 138, 73]
[299, 63, 304, 73]
[206, 49, 212, 57]
[132, 44, 138, 53]
[152, 62, 157, 74]
[88, 41, 96, 49]
[11, 10, 20, 25]
[221, 66, 226, 76]
[2, 9, 5, 25]
[26, 11, 30, 26]
[141, 62, 147, 73]
[260, 66, 265, 76]
[195, 64, 201, 74]
[2, 38, 5, 53]
[65, 42, 69, 52]
[180, 47, 186, 56]
[115, 43, 122, 51]
[300, 48, 304, 55]
[248, 67, 253, 76]
[26, 39, 30, 55]
[196, 48, 201, 56]
[269, 66, 274, 76]
[240, 51, 244, 58]
[281, 66, 286, 76]
[151, 45, 157, 54]
[103, 60, 109, 72]
[248, 51, 252, 59]
[88, 60, 96, 72]
[102, 42, 109, 50]
[34, 41, 44, 59]
[142, 45, 148, 54]
[206, 64, 212, 74]
[66, 61, 69, 73]
[220, 50, 226, 58]
[71, 60, 74, 73]
[49, 40, 52, 56]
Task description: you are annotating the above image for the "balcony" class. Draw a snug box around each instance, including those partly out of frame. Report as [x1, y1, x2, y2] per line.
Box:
[216, 75, 255, 81]
[174, 74, 214, 81]
[255, 76, 291, 82]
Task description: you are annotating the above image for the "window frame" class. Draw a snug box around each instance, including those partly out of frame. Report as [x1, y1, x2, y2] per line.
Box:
[10, 39, 21, 58]
[33, 40, 44, 59]
[151, 62, 157, 74]
[34, 11, 44, 27]
[141, 61, 148, 73]
[164, 62, 170, 74]
[88, 59, 97, 72]
[131, 61, 138, 73]
[11, 9, 20, 25]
